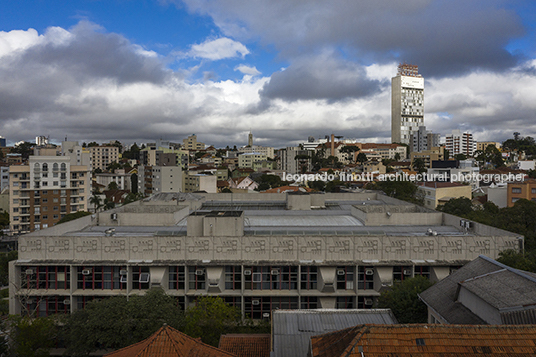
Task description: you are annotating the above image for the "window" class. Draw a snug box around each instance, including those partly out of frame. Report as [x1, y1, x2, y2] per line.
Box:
[300, 296, 319, 309]
[77, 266, 126, 290]
[21, 266, 70, 290]
[357, 296, 374, 309]
[168, 266, 185, 290]
[244, 266, 298, 290]
[300, 266, 318, 290]
[414, 266, 430, 279]
[357, 266, 374, 290]
[132, 266, 150, 289]
[337, 266, 355, 290]
[336, 296, 355, 309]
[512, 187, 522, 194]
[188, 266, 206, 290]
[393, 266, 413, 282]
[245, 297, 298, 319]
[224, 266, 242, 290]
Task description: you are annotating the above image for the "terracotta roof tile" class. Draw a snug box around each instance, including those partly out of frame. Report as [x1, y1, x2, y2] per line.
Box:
[218, 334, 271, 357]
[105, 325, 237, 357]
[310, 324, 536, 357]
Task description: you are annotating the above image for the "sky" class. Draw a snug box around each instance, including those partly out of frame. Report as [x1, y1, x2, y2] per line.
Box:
[1, 0, 536, 148]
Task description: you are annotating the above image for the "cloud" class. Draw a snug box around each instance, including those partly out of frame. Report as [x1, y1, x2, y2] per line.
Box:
[187, 37, 249, 60]
[1, 19, 536, 149]
[260, 52, 383, 102]
[235, 64, 260, 76]
[178, 0, 525, 77]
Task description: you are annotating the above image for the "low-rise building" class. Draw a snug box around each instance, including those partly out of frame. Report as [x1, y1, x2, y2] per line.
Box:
[420, 255, 536, 324]
[184, 173, 217, 193]
[182, 134, 205, 151]
[418, 182, 472, 209]
[238, 153, 267, 169]
[507, 179, 536, 207]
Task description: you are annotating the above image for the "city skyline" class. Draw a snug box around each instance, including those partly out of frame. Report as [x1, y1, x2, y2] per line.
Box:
[1, 0, 536, 147]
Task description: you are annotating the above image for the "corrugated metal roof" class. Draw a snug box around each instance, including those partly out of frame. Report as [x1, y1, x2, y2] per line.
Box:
[272, 309, 397, 357]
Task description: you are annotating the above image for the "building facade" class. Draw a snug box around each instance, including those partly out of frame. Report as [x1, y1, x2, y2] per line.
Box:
[391, 64, 424, 145]
[507, 180, 536, 207]
[9, 156, 90, 233]
[9, 192, 522, 317]
[182, 135, 205, 151]
[445, 130, 476, 157]
[89, 146, 120, 171]
[138, 166, 184, 196]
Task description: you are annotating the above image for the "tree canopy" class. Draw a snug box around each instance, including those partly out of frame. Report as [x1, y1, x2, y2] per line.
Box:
[62, 288, 184, 356]
[377, 276, 434, 323]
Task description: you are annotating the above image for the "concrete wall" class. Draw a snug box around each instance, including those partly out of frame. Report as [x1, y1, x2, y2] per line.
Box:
[286, 194, 311, 210]
[457, 286, 501, 324]
[17, 233, 520, 263]
[351, 205, 443, 226]
[98, 205, 190, 226]
[442, 212, 520, 238]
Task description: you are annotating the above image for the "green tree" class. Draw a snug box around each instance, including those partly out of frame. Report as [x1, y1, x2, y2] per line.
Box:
[339, 145, 360, 163]
[123, 192, 143, 205]
[63, 288, 183, 356]
[356, 152, 368, 164]
[89, 194, 102, 213]
[0, 250, 17, 286]
[107, 181, 119, 190]
[184, 296, 242, 347]
[0, 211, 9, 228]
[373, 180, 421, 205]
[106, 162, 122, 173]
[436, 197, 474, 217]
[377, 276, 434, 323]
[8, 316, 57, 357]
[497, 249, 536, 272]
[56, 211, 92, 225]
[12, 141, 35, 160]
[454, 153, 467, 161]
[412, 158, 426, 174]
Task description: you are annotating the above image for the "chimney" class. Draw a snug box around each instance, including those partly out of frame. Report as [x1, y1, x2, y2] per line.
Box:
[331, 134, 335, 157]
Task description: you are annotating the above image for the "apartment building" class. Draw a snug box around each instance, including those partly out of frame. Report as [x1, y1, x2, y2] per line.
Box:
[280, 147, 312, 174]
[182, 134, 205, 151]
[238, 146, 275, 159]
[445, 130, 476, 157]
[184, 173, 217, 193]
[9, 156, 90, 233]
[138, 166, 184, 196]
[89, 145, 120, 171]
[391, 63, 424, 145]
[238, 152, 267, 169]
[507, 179, 536, 207]
[9, 191, 521, 316]
[360, 143, 407, 160]
[410, 147, 445, 169]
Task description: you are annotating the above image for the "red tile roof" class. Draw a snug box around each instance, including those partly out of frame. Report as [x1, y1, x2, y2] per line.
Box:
[218, 334, 271, 357]
[262, 185, 313, 193]
[104, 325, 237, 357]
[419, 182, 467, 188]
[310, 324, 536, 357]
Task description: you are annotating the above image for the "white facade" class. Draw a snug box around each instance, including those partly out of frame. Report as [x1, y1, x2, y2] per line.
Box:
[238, 146, 275, 159]
[445, 130, 476, 157]
[391, 64, 425, 145]
[238, 152, 267, 168]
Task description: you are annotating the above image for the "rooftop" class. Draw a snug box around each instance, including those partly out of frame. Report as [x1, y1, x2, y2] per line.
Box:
[310, 324, 536, 357]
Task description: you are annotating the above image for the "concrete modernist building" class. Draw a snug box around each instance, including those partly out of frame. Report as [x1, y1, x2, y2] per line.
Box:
[9, 156, 91, 233]
[445, 130, 476, 157]
[391, 63, 424, 145]
[9, 191, 522, 317]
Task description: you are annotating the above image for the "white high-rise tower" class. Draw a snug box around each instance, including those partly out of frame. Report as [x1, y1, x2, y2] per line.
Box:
[391, 64, 424, 144]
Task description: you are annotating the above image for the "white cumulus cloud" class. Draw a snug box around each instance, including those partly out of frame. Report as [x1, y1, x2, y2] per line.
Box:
[187, 37, 249, 60]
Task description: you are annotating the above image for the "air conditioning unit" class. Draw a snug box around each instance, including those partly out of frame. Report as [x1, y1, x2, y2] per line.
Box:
[365, 269, 374, 276]
[271, 269, 280, 275]
[403, 269, 412, 275]
[120, 275, 127, 283]
[262, 312, 270, 318]
[111, 213, 118, 220]
[195, 269, 205, 276]
[63, 299, 71, 305]
[26, 299, 35, 304]
[244, 270, 252, 276]
[252, 299, 260, 305]
[364, 298, 373, 305]
[25, 269, 35, 275]
[82, 269, 92, 275]
[120, 269, 128, 275]
[337, 269, 345, 276]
